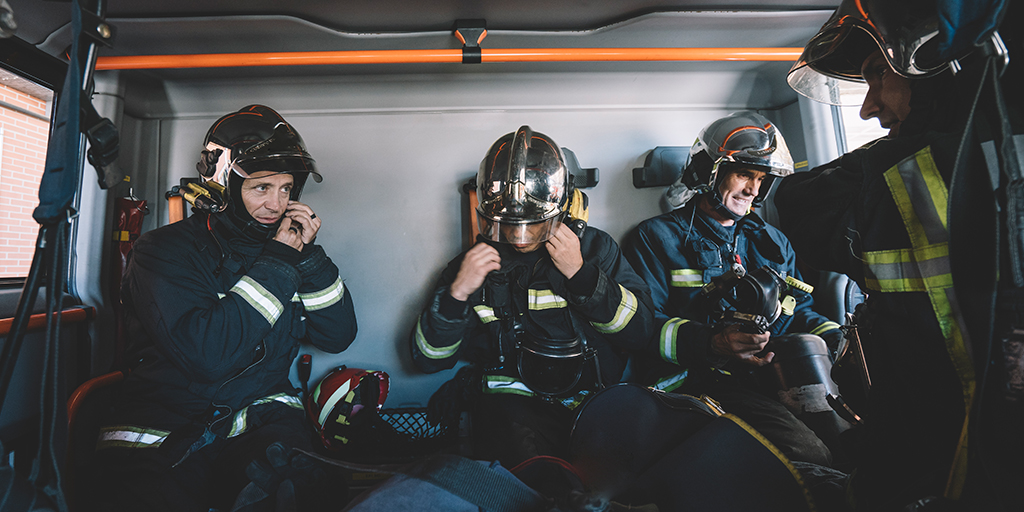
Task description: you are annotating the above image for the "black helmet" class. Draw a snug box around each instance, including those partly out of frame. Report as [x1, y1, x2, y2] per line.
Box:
[476, 126, 569, 245]
[787, 0, 950, 105]
[197, 105, 322, 200]
[666, 112, 794, 217]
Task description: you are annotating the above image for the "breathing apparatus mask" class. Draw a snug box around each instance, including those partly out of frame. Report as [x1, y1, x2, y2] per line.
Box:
[701, 264, 787, 334]
[191, 105, 322, 239]
[666, 112, 794, 216]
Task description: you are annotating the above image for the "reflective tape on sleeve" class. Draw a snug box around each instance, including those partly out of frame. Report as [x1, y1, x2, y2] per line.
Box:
[96, 426, 169, 450]
[528, 289, 568, 310]
[414, 317, 461, 360]
[592, 284, 638, 334]
[474, 305, 498, 324]
[670, 269, 704, 288]
[810, 321, 841, 336]
[299, 276, 345, 311]
[659, 318, 690, 365]
[230, 276, 284, 326]
[482, 375, 536, 397]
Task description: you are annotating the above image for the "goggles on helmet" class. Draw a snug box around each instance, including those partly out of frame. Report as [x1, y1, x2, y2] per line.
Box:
[476, 126, 569, 245]
[787, 0, 946, 105]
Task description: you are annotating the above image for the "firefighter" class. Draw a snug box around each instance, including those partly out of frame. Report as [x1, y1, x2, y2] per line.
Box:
[93, 105, 357, 511]
[776, 0, 1023, 509]
[622, 111, 844, 468]
[411, 126, 654, 468]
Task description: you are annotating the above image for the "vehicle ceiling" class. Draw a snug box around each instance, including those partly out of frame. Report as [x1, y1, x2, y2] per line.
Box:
[9, 1, 841, 82]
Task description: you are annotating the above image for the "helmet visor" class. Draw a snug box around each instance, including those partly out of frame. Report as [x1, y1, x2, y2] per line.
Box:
[718, 123, 795, 177]
[230, 123, 323, 182]
[477, 213, 564, 245]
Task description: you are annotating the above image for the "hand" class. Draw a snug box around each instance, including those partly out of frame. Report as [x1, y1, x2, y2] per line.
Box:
[546, 222, 584, 279]
[711, 324, 774, 367]
[274, 217, 305, 252]
[284, 201, 321, 245]
[449, 243, 502, 301]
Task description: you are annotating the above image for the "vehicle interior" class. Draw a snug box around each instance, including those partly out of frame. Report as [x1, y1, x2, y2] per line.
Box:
[0, 0, 883, 506]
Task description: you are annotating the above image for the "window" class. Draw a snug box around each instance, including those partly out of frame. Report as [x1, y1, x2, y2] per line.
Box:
[838, 103, 888, 152]
[0, 67, 53, 278]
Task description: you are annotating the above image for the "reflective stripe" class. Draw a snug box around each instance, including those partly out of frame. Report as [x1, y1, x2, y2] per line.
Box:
[659, 318, 689, 365]
[96, 426, 169, 450]
[482, 375, 535, 397]
[592, 284, 638, 334]
[315, 381, 353, 433]
[873, 146, 975, 499]
[228, 393, 304, 438]
[653, 370, 689, 392]
[528, 289, 567, 310]
[299, 276, 345, 311]
[724, 414, 816, 509]
[810, 321, 841, 336]
[474, 305, 498, 324]
[670, 269, 703, 288]
[414, 318, 461, 359]
[230, 276, 283, 326]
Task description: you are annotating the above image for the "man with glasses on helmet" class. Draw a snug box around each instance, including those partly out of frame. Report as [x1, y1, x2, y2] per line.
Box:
[775, 0, 1022, 509]
[623, 111, 844, 468]
[411, 126, 654, 467]
[93, 105, 357, 511]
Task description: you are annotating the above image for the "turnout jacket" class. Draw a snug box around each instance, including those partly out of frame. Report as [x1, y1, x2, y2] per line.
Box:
[109, 212, 356, 446]
[623, 202, 841, 392]
[411, 229, 654, 403]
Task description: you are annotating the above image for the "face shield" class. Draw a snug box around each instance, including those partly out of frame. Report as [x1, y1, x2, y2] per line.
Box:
[476, 126, 569, 245]
[787, 0, 945, 105]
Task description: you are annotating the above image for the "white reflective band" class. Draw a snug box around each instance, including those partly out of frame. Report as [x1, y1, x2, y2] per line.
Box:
[483, 376, 535, 396]
[230, 276, 283, 326]
[97, 426, 169, 449]
[318, 381, 353, 429]
[660, 318, 689, 365]
[593, 284, 638, 334]
[653, 370, 689, 392]
[299, 276, 345, 311]
[528, 289, 567, 310]
[415, 318, 461, 359]
[230, 393, 305, 438]
[474, 305, 498, 324]
[670, 269, 703, 287]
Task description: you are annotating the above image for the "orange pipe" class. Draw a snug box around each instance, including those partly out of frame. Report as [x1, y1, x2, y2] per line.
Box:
[0, 306, 94, 336]
[96, 47, 802, 70]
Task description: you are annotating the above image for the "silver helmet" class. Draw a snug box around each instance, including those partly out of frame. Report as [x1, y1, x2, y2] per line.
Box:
[787, 0, 948, 105]
[476, 126, 569, 245]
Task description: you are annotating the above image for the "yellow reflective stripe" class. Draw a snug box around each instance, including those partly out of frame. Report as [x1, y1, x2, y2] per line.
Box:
[474, 305, 498, 324]
[228, 393, 304, 438]
[722, 414, 816, 510]
[482, 375, 535, 397]
[881, 147, 975, 499]
[659, 318, 689, 365]
[652, 370, 689, 392]
[592, 284, 638, 334]
[414, 318, 461, 359]
[298, 276, 345, 311]
[230, 276, 283, 326]
[670, 269, 703, 288]
[96, 426, 170, 450]
[810, 321, 841, 336]
[528, 289, 567, 310]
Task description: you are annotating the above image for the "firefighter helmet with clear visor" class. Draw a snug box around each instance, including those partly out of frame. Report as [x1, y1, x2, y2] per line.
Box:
[197, 105, 322, 201]
[787, 0, 949, 105]
[476, 126, 569, 245]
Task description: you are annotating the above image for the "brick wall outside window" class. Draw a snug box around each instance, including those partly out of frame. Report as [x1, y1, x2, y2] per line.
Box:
[0, 83, 51, 278]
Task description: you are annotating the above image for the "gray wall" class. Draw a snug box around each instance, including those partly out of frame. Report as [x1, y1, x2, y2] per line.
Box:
[105, 66, 810, 407]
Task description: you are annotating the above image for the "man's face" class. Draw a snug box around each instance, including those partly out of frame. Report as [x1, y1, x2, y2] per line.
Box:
[500, 221, 550, 253]
[241, 171, 294, 224]
[718, 167, 767, 218]
[859, 50, 912, 138]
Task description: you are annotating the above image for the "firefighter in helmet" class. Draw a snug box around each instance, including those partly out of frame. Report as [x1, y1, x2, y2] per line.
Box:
[94, 105, 357, 511]
[775, 0, 1022, 509]
[624, 111, 845, 469]
[411, 125, 654, 467]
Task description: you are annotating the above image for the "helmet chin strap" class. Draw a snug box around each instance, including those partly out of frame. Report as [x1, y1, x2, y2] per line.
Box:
[709, 190, 745, 222]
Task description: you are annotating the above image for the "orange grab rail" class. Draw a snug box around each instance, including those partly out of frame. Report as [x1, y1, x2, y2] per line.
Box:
[0, 306, 94, 336]
[96, 47, 803, 70]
